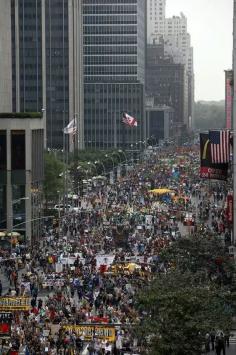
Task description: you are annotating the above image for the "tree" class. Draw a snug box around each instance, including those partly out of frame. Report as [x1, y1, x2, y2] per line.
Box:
[137, 271, 233, 355]
[43, 152, 65, 206]
[135, 234, 236, 354]
[160, 235, 235, 284]
[194, 101, 225, 130]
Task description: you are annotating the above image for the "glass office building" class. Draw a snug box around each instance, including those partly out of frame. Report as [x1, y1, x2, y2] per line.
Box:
[11, 0, 79, 149]
[0, 115, 44, 246]
[83, 0, 146, 149]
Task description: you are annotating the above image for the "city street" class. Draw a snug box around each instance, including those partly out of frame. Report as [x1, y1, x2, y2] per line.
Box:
[0, 0, 235, 353]
[0, 145, 234, 354]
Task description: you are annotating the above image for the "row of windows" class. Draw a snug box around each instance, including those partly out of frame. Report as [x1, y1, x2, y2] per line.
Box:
[85, 76, 138, 83]
[83, 0, 137, 3]
[83, 15, 137, 24]
[84, 55, 137, 65]
[84, 35, 137, 45]
[83, 5, 137, 15]
[84, 25, 137, 35]
[85, 66, 137, 75]
[84, 83, 142, 91]
[84, 45, 137, 55]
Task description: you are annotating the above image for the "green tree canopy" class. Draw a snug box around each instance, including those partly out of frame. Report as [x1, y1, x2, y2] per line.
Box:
[194, 101, 225, 130]
[135, 234, 236, 354]
[137, 271, 233, 355]
[160, 235, 234, 283]
[43, 152, 65, 203]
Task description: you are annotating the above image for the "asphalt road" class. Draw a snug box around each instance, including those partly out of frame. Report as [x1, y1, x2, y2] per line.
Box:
[209, 343, 236, 354]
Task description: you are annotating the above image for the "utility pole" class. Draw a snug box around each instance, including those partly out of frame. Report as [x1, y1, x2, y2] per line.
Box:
[233, 0, 236, 245]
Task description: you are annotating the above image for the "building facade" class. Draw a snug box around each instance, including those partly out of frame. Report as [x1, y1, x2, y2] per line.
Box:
[147, 0, 166, 44]
[145, 96, 172, 143]
[164, 13, 194, 126]
[11, 0, 83, 149]
[0, 0, 12, 112]
[83, 0, 146, 149]
[0, 114, 44, 246]
[146, 42, 188, 134]
[146, 2, 194, 131]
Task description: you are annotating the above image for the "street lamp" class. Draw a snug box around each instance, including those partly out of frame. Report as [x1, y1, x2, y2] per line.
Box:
[118, 150, 128, 164]
[12, 197, 29, 205]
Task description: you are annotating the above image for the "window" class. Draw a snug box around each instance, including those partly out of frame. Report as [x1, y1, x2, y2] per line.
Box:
[11, 131, 25, 170]
[0, 131, 6, 171]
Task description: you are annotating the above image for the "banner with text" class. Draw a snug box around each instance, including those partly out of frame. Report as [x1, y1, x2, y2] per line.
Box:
[0, 297, 31, 311]
[63, 324, 116, 342]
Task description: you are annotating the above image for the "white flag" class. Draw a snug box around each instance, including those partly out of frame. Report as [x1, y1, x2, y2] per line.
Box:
[63, 119, 77, 134]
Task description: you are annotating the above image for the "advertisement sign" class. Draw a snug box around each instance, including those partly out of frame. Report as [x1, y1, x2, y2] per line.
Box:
[200, 133, 228, 181]
[0, 297, 31, 311]
[63, 325, 116, 342]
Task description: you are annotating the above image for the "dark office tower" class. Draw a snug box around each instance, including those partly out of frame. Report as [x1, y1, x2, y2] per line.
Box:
[11, 0, 42, 113]
[83, 0, 146, 149]
[146, 42, 188, 135]
[11, 0, 83, 149]
[45, 0, 69, 148]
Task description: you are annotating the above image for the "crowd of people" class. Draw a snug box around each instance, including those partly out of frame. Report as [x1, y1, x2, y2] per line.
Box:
[0, 144, 232, 354]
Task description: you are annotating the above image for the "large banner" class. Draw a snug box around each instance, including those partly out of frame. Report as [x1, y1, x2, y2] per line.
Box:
[200, 133, 228, 180]
[63, 325, 116, 342]
[0, 297, 31, 311]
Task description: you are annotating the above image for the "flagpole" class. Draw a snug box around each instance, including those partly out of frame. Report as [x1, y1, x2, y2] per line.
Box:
[233, 0, 236, 246]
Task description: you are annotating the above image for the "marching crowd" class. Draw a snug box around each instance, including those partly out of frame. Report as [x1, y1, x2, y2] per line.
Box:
[0, 145, 232, 354]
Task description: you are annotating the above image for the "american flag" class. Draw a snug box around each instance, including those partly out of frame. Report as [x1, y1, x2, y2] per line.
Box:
[122, 112, 138, 127]
[209, 130, 230, 164]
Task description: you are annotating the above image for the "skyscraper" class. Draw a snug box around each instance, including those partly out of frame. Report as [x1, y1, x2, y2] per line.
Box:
[11, 0, 83, 149]
[146, 41, 187, 131]
[0, 0, 12, 112]
[147, 0, 166, 44]
[146, 1, 194, 131]
[83, 0, 146, 149]
[164, 13, 194, 127]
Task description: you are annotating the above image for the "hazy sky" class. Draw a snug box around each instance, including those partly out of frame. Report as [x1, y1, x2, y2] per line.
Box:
[166, 0, 233, 101]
